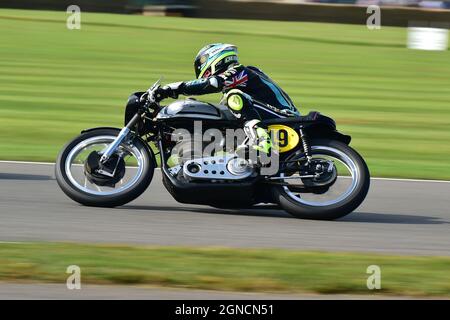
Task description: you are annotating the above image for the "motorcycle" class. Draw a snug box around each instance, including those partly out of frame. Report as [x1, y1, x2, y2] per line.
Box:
[55, 79, 370, 220]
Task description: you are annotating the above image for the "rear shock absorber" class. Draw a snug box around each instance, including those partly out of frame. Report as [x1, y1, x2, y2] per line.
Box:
[299, 126, 312, 164]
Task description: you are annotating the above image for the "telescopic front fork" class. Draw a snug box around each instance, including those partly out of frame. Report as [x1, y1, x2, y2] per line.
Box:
[100, 112, 142, 163]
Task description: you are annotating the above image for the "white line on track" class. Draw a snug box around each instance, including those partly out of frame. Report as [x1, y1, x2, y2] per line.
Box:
[1, 160, 449, 184]
[0, 160, 55, 166]
[0, 241, 28, 244]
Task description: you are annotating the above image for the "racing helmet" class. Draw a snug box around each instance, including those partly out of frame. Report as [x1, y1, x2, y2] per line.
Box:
[194, 43, 238, 79]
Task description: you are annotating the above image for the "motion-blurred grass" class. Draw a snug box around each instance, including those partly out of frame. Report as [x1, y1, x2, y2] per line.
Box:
[1, 242, 450, 296]
[0, 9, 449, 179]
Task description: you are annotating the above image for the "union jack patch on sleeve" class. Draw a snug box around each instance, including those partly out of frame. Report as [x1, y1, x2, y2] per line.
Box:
[224, 70, 248, 89]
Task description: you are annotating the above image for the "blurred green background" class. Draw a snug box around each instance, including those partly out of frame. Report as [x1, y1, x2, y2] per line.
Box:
[0, 9, 449, 179]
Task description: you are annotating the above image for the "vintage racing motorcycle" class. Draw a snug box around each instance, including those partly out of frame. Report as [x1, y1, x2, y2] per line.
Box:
[55, 79, 370, 220]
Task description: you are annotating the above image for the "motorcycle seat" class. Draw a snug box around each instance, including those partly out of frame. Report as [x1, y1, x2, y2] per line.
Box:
[260, 111, 321, 125]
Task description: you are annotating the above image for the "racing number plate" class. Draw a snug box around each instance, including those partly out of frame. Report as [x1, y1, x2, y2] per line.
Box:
[268, 124, 300, 153]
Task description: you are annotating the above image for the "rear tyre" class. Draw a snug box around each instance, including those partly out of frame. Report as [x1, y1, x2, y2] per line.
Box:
[55, 128, 154, 207]
[272, 139, 370, 220]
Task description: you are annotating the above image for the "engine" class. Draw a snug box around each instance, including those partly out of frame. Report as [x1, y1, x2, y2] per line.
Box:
[166, 140, 255, 182]
[182, 154, 254, 181]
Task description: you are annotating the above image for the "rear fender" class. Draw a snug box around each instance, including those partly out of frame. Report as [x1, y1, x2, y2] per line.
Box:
[304, 124, 352, 145]
[290, 114, 351, 145]
[263, 113, 351, 146]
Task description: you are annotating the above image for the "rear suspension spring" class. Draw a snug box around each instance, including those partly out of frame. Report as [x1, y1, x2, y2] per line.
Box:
[299, 127, 312, 163]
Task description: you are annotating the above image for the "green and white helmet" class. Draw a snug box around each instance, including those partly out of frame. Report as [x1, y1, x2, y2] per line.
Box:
[194, 43, 239, 79]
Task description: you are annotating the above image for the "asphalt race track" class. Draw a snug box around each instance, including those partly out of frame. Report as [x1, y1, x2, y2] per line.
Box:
[0, 162, 449, 256]
[0, 284, 426, 300]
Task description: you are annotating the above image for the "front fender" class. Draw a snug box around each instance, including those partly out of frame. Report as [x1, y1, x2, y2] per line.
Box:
[81, 127, 121, 134]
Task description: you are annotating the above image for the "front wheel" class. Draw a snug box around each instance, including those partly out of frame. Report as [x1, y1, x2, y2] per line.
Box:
[272, 139, 370, 220]
[55, 128, 154, 207]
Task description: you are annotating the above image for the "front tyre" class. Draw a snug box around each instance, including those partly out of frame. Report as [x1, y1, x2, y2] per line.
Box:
[55, 128, 154, 207]
[272, 139, 370, 220]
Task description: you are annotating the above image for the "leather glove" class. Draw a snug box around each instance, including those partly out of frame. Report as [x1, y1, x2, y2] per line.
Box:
[154, 85, 178, 102]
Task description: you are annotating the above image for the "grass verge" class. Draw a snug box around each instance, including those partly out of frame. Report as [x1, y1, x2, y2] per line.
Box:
[0, 242, 449, 296]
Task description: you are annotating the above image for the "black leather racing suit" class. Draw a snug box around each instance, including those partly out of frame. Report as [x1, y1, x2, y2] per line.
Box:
[166, 64, 300, 121]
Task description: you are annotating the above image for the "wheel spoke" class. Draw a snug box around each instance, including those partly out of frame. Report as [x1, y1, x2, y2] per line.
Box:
[64, 135, 145, 196]
[282, 146, 359, 207]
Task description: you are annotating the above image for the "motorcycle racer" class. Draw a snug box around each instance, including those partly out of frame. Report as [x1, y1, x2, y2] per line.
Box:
[154, 43, 300, 154]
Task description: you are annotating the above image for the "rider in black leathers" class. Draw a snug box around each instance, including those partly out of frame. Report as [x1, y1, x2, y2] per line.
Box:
[155, 43, 300, 153]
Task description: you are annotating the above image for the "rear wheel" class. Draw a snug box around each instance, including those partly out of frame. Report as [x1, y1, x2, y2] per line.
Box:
[55, 128, 154, 207]
[272, 139, 370, 220]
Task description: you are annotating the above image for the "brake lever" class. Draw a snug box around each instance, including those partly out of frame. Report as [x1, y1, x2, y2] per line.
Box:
[141, 76, 164, 107]
[147, 85, 160, 104]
